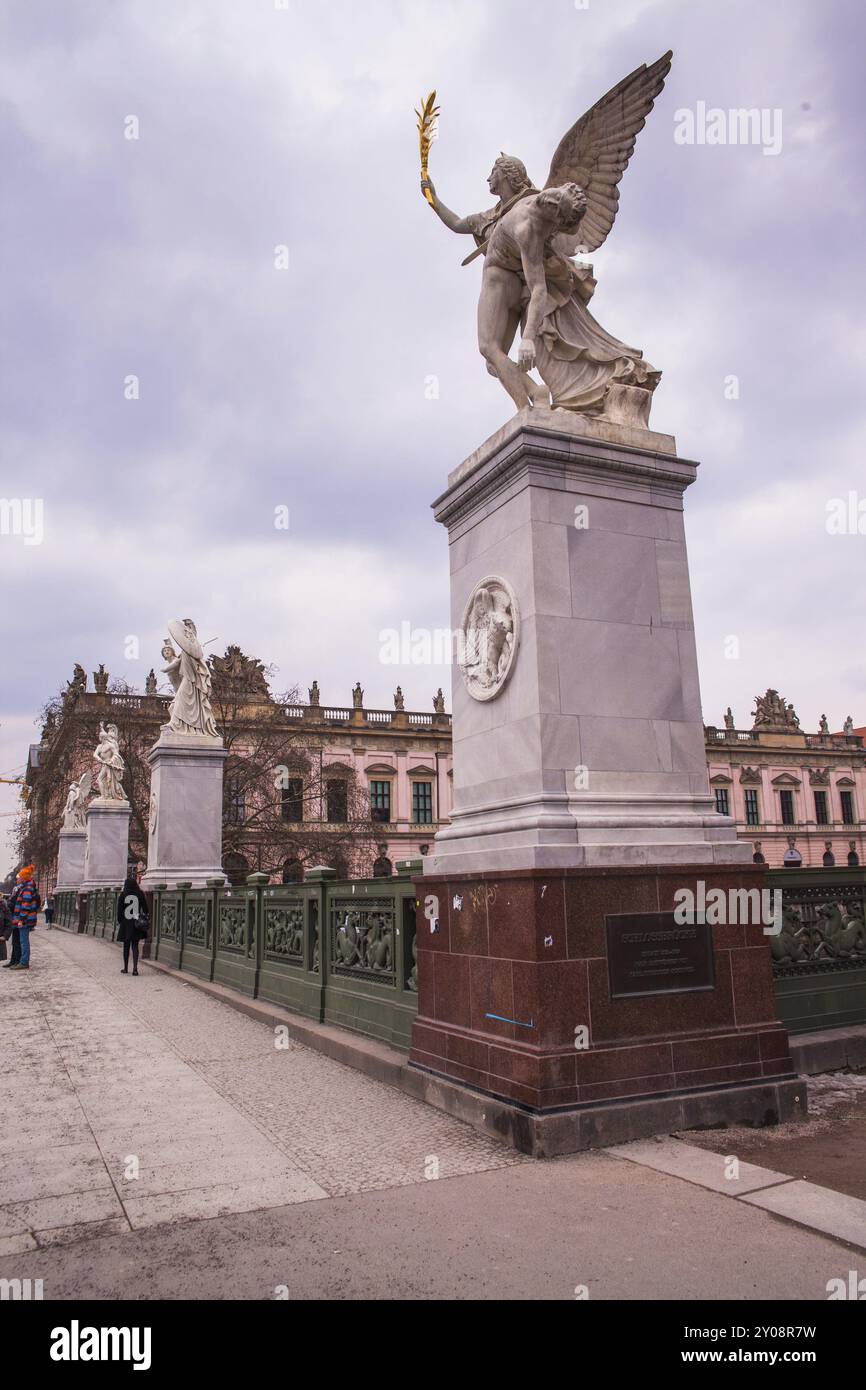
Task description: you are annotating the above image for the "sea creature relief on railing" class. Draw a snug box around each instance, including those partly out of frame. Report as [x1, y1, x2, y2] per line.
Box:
[772, 898, 866, 971]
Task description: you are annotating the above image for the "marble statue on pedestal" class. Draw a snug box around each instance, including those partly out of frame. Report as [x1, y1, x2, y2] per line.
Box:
[62, 772, 91, 829]
[93, 724, 126, 801]
[418, 52, 671, 424]
[161, 619, 219, 738]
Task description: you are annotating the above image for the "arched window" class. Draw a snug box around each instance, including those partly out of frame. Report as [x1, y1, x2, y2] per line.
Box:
[223, 852, 250, 886]
[282, 858, 304, 885]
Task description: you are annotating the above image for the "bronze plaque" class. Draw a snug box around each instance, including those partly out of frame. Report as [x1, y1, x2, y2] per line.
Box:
[606, 912, 715, 999]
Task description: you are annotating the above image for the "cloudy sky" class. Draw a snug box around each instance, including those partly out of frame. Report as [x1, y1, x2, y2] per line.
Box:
[1, 0, 864, 873]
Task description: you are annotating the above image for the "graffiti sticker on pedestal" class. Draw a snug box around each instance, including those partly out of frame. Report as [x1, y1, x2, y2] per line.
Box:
[459, 576, 519, 702]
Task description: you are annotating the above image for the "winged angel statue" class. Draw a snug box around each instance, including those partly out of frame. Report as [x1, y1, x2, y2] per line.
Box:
[419, 52, 671, 425]
[62, 771, 91, 830]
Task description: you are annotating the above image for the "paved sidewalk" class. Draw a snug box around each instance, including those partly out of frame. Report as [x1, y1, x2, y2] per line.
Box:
[0, 930, 862, 1299]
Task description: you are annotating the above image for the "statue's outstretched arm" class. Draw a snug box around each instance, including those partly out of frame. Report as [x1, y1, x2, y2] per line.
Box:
[420, 178, 474, 235]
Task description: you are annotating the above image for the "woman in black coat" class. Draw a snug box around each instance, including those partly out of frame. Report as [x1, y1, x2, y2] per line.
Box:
[116, 875, 149, 975]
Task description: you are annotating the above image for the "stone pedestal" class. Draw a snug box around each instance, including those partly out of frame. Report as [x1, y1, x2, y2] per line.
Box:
[409, 411, 802, 1154]
[426, 407, 752, 875]
[140, 730, 227, 891]
[410, 863, 804, 1154]
[82, 800, 131, 889]
[55, 829, 87, 890]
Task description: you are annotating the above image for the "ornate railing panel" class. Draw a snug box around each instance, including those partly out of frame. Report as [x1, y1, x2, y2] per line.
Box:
[768, 871, 866, 973]
[331, 897, 397, 983]
[264, 898, 305, 965]
[768, 868, 866, 1033]
[185, 902, 209, 946]
[218, 900, 248, 953]
[161, 900, 179, 941]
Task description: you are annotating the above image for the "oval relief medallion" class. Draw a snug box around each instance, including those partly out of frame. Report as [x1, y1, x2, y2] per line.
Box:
[459, 575, 520, 702]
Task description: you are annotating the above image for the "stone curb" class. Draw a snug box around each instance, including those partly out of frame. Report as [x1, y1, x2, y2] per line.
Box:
[138, 954, 805, 1159]
[607, 1138, 866, 1254]
[790, 1025, 866, 1075]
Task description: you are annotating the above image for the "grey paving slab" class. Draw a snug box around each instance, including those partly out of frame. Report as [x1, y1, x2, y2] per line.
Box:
[2, 1151, 860, 1301]
[4, 928, 862, 1298]
[607, 1137, 798, 1197]
[740, 1180, 866, 1252]
[0, 1233, 38, 1256]
[0, 927, 527, 1253]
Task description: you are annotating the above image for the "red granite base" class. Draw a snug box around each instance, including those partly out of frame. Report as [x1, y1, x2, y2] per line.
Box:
[409, 864, 796, 1114]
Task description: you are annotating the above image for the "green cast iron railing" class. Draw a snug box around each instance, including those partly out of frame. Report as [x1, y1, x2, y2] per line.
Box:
[767, 867, 866, 1033]
[151, 864, 420, 1049]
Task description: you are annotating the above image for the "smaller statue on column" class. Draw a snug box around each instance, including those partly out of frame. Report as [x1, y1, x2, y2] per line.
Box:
[94, 723, 126, 801]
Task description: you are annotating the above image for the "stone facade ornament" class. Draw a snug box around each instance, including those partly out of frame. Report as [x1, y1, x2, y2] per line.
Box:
[808, 767, 831, 786]
[161, 619, 220, 738]
[352, 682, 364, 710]
[93, 723, 126, 801]
[65, 664, 87, 701]
[819, 713, 830, 734]
[308, 680, 320, 708]
[62, 772, 91, 830]
[433, 687, 445, 714]
[458, 576, 519, 702]
[372, 843, 393, 878]
[752, 689, 800, 731]
[209, 645, 270, 698]
[394, 686, 405, 711]
[93, 664, 109, 694]
[844, 715, 855, 734]
[723, 707, 735, 730]
[145, 669, 157, 696]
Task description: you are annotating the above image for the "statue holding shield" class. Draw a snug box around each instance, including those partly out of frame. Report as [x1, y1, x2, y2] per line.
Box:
[161, 618, 220, 739]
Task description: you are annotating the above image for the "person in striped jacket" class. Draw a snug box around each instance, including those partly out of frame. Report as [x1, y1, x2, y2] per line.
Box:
[9, 866, 40, 971]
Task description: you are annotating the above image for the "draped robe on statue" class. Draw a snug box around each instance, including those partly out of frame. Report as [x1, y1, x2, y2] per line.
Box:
[483, 216, 660, 413]
[165, 622, 220, 738]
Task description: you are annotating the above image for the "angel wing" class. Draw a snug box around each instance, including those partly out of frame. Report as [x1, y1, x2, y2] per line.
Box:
[77, 771, 92, 799]
[544, 50, 672, 254]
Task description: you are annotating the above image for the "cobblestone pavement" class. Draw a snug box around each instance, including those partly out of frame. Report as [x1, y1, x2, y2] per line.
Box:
[0, 928, 524, 1253]
[3, 928, 862, 1300]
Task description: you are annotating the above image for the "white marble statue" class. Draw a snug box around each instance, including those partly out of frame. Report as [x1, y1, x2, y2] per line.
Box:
[419, 52, 671, 423]
[459, 577, 519, 701]
[62, 771, 91, 829]
[93, 723, 126, 801]
[161, 618, 220, 738]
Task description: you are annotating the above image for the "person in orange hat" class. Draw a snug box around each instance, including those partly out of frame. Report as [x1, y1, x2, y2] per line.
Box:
[9, 866, 40, 971]
[2, 871, 24, 969]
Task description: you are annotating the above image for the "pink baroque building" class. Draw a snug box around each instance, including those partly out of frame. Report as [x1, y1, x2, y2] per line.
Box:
[705, 690, 866, 869]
